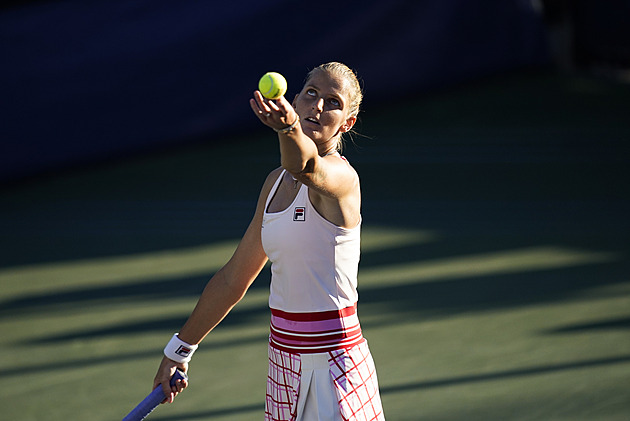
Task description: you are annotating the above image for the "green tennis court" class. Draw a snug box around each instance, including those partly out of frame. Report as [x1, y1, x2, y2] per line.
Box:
[1, 71, 629, 420]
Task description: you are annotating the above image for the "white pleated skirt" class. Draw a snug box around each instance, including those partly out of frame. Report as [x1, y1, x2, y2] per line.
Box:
[265, 340, 385, 421]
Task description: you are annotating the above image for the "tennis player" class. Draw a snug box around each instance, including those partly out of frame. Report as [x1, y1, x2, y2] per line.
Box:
[154, 62, 385, 420]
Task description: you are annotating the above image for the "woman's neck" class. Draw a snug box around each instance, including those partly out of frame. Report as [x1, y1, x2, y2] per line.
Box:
[317, 138, 340, 157]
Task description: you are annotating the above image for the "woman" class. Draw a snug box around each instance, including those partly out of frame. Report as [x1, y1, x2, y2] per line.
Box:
[154, 62, 385, 420]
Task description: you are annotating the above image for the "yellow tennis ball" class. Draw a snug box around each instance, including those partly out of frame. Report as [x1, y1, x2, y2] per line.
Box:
[258, 72, 287, 100]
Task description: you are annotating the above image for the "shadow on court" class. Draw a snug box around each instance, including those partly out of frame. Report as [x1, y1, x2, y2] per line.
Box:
[1, 71, 629, 420]
[3, 254, 628, 342]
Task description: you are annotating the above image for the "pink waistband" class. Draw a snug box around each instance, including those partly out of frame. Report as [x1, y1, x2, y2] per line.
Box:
[269, 304, 364, 354]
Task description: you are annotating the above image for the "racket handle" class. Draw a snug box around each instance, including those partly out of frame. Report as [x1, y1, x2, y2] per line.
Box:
[122, 369, 187, 421]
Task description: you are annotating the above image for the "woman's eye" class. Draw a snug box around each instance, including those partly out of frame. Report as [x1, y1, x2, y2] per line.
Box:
[306, 89, 316, 96]
[329, 98, 340, 107]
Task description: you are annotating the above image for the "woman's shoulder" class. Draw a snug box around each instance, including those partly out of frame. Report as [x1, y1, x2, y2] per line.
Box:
[251, 167, 284, 219]
[262, 167, 284, 188]
[266, 166, 284, 181]
[256, 167, 284, 202]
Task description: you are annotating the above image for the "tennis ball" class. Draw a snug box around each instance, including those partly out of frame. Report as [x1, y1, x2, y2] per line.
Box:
[258, 72, 287, 100]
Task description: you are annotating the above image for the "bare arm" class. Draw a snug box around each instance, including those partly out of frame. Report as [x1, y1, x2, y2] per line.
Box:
[176, 191, 270, 345]
[153, 169, 279, 401]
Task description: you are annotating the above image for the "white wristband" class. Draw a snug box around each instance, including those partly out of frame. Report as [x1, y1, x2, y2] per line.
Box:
[164, 333, 198, 363]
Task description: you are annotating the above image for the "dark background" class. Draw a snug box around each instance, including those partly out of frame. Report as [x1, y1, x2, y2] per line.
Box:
[0, 0, 560, 181]
[3, 1, 628, 182]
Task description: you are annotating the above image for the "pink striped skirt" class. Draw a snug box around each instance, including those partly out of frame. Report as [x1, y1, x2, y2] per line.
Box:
[265, 305, 385, 421]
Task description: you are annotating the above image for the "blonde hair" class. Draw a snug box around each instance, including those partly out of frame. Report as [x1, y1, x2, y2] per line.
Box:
[305, 62, 363, 151]
[306, 62, 363, 118]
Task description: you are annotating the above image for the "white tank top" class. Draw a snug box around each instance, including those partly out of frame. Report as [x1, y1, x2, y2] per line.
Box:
[261, 169, 361, 313]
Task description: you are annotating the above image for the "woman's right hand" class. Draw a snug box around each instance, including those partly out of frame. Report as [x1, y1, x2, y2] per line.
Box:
[249, 91, 298, 132]
[153, 356, 188, 404]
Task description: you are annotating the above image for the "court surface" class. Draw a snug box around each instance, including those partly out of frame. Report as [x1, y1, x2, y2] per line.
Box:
[1, 71, 629, 420]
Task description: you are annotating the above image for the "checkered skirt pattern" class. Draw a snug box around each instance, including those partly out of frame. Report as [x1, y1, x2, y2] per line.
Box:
[265, 340, 384, 421]
[329, 340, 384, 421]
[266, 345, 301, 420]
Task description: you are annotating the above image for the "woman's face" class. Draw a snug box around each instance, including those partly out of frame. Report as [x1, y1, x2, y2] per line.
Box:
[293, 70, 355, 148]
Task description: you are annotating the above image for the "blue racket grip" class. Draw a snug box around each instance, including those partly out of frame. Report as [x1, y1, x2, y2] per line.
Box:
[122, 369, 187, 421]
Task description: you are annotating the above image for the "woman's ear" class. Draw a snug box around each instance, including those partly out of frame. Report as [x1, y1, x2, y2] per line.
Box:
[292, 94, 299, 108]
[340, 116, 357, 133]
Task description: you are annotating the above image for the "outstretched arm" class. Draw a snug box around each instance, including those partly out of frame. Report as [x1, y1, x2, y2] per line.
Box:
[250, 92, 357, 200]
[250, 93, 360, 228]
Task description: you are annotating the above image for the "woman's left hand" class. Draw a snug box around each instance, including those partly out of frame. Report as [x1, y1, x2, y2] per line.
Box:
[249, 91, 298, 131]
[153, 356, 188, 404]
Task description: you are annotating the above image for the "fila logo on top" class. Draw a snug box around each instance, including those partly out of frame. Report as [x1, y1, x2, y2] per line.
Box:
[293, 207, 305, 221]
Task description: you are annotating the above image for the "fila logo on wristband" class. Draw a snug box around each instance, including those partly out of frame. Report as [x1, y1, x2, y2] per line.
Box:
[164, 333, 198, 363]
[175, 345, 192, 357]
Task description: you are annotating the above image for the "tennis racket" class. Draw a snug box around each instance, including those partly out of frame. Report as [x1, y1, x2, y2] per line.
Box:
[122, 369, 187, 421]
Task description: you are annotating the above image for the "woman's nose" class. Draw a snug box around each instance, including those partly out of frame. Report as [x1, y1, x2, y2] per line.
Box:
[313, 98, 324, 112]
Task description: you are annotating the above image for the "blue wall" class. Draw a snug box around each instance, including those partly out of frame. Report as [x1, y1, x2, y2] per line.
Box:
[1, 0, 549, 181]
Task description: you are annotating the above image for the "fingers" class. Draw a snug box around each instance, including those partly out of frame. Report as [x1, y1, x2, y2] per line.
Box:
[155, 373, 174, 404]
[154, 358, 188, 404]
[267, 100, 281, 113]
[249, 97, 271, 120]
[162, 376, 186, 404]
[250, 91, 276, 120]
[165, 372, 189, 403]
[273, 94, 292, 112]
[250, 91, 286, 117]
[162, 381, 174, 404]
[250, 91, 298, 130]
[171, 374, 187, 394]
[158, 367, 176, 403]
